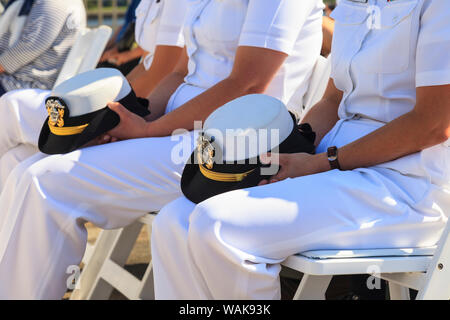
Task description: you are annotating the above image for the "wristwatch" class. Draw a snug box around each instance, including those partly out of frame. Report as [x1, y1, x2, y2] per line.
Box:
[327, 146, 341, 170]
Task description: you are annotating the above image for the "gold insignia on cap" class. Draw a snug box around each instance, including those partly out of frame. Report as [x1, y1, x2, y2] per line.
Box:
[46, 98, 66, 128]
[197, 135, 215, 170]
[45, 97, 88, 136]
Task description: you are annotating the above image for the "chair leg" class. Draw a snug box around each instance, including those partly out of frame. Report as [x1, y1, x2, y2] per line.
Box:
[87, 221, 143, 300]
[70, 228, 122, 300]
[388, 282, 410, 300]
[137, 221, 155, 299]
[293, 274, 333, 300]
[137, 262, 155, 299]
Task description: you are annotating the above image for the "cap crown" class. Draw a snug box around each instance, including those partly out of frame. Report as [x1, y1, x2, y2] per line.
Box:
[202, 94, 293, 162]
[51, 68, 131, 117]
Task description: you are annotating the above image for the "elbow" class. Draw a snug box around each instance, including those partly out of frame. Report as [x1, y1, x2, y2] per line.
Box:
[431, 126, 450, 145]
[424, 122, 450, 147]
[226, 75, 269, 96]
[245, 83, 268, 95]
[410, 109, 450, 147]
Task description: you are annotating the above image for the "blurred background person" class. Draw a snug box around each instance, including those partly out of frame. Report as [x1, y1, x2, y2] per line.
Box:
[324, 3, 335, 17]
[321, 0, 336, 57]
[97, 0, 145, 75]
[0, 0, 187, 190]
[0, 0, 86, 96]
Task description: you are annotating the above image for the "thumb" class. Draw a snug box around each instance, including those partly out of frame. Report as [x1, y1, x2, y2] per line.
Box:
[260, 152, 280, 166]
[107, 102, 128, 119]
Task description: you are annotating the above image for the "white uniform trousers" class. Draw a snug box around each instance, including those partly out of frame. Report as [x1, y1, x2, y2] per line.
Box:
[151, 121, 449, 300]
[0, 89, 50, 189]
[0, 131, 197, 299]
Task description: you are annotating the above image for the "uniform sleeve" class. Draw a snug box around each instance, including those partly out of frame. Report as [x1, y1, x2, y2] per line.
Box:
[0, 1, 70, 74]
[155, 0, 187, 47]
[238, 0, 322, 55]
[416, 0, 450, 87]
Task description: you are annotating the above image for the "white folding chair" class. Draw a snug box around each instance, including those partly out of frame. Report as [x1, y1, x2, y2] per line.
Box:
[71, 213, 157, 300]
[282, 221, 450, 300]
[287, 55, 332, 121]
[53, 25, 112, 88]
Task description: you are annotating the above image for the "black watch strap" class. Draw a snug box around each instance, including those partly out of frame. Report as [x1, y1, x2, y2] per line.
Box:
[327, 146, 341, 170]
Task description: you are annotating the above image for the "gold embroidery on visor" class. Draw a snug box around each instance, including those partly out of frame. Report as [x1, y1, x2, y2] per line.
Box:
[199, 164, 256, 182]
[48, 123, 89, 136]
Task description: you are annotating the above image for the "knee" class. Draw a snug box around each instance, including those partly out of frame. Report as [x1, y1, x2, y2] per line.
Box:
[4, 154, 58, 196]
[5, 157, 34, 188]
[0, 91, 18, 122]
[188, 200, 227, 248]
[153, 197, 195, 240]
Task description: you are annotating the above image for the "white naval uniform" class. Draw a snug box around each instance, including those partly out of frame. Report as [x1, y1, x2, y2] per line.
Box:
[0, 0, 188, 191]
[0, 0, 323, 299]
[151, 0, 450, 299]
[135, 0, 187, 70]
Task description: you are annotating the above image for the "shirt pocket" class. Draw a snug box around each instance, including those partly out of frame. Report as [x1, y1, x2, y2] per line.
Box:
[363, 0, 419, 74]
[330, 1, 369, 88]
[135, 0, 162, 51]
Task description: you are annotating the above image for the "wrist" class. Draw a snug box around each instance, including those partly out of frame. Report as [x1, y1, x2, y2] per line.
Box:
[144, 118, 166, 137]
[313, 152, 331, 173]
[143, 120, 154, 137]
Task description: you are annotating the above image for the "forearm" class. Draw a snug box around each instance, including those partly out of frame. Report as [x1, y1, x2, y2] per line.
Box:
[145, 71, 186, 121]
[146, 77, 259, 137]
[338, 111, 446, 170]
[301, 97, 339, 147]
[308, 109, 448, 175]
[129, 47, 183, 99]
[301, 79, 342, 146]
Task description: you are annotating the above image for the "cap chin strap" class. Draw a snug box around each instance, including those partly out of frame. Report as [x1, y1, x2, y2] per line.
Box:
[199, 164, 256, 182]
[48, 122, 89, 136]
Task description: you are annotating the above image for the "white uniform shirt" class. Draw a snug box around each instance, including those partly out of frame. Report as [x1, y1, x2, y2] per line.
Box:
[134, 0, 187, 70]
[327, 0, 450, 185]
[166, 0, 324, 113]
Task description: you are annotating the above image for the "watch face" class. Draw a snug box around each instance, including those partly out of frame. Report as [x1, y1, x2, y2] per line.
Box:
[327, 146, 338, 161]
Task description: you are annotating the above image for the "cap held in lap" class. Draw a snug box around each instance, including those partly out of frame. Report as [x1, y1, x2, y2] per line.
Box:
[38, 68, 150, 155]
[181, 94, 317, 204]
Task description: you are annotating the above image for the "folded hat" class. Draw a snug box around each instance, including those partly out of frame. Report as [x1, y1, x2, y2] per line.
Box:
[38, 68, 150, 155]
[181, 94, 316, 204]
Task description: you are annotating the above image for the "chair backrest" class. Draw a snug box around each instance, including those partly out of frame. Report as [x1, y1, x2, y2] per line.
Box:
[287, 55, 332, 121]
[53, 25, 112, 88]
[418, 220, 450, 299]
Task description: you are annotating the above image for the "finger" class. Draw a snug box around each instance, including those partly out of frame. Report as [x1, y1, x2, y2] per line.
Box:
[260, 152, 282, 165]
[260, 153, 289, 167]
[107, 102, 128, 119]
[270, 167, 289, 182]
[258, 179, 269, 186]
[111, 137, 119, 143]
